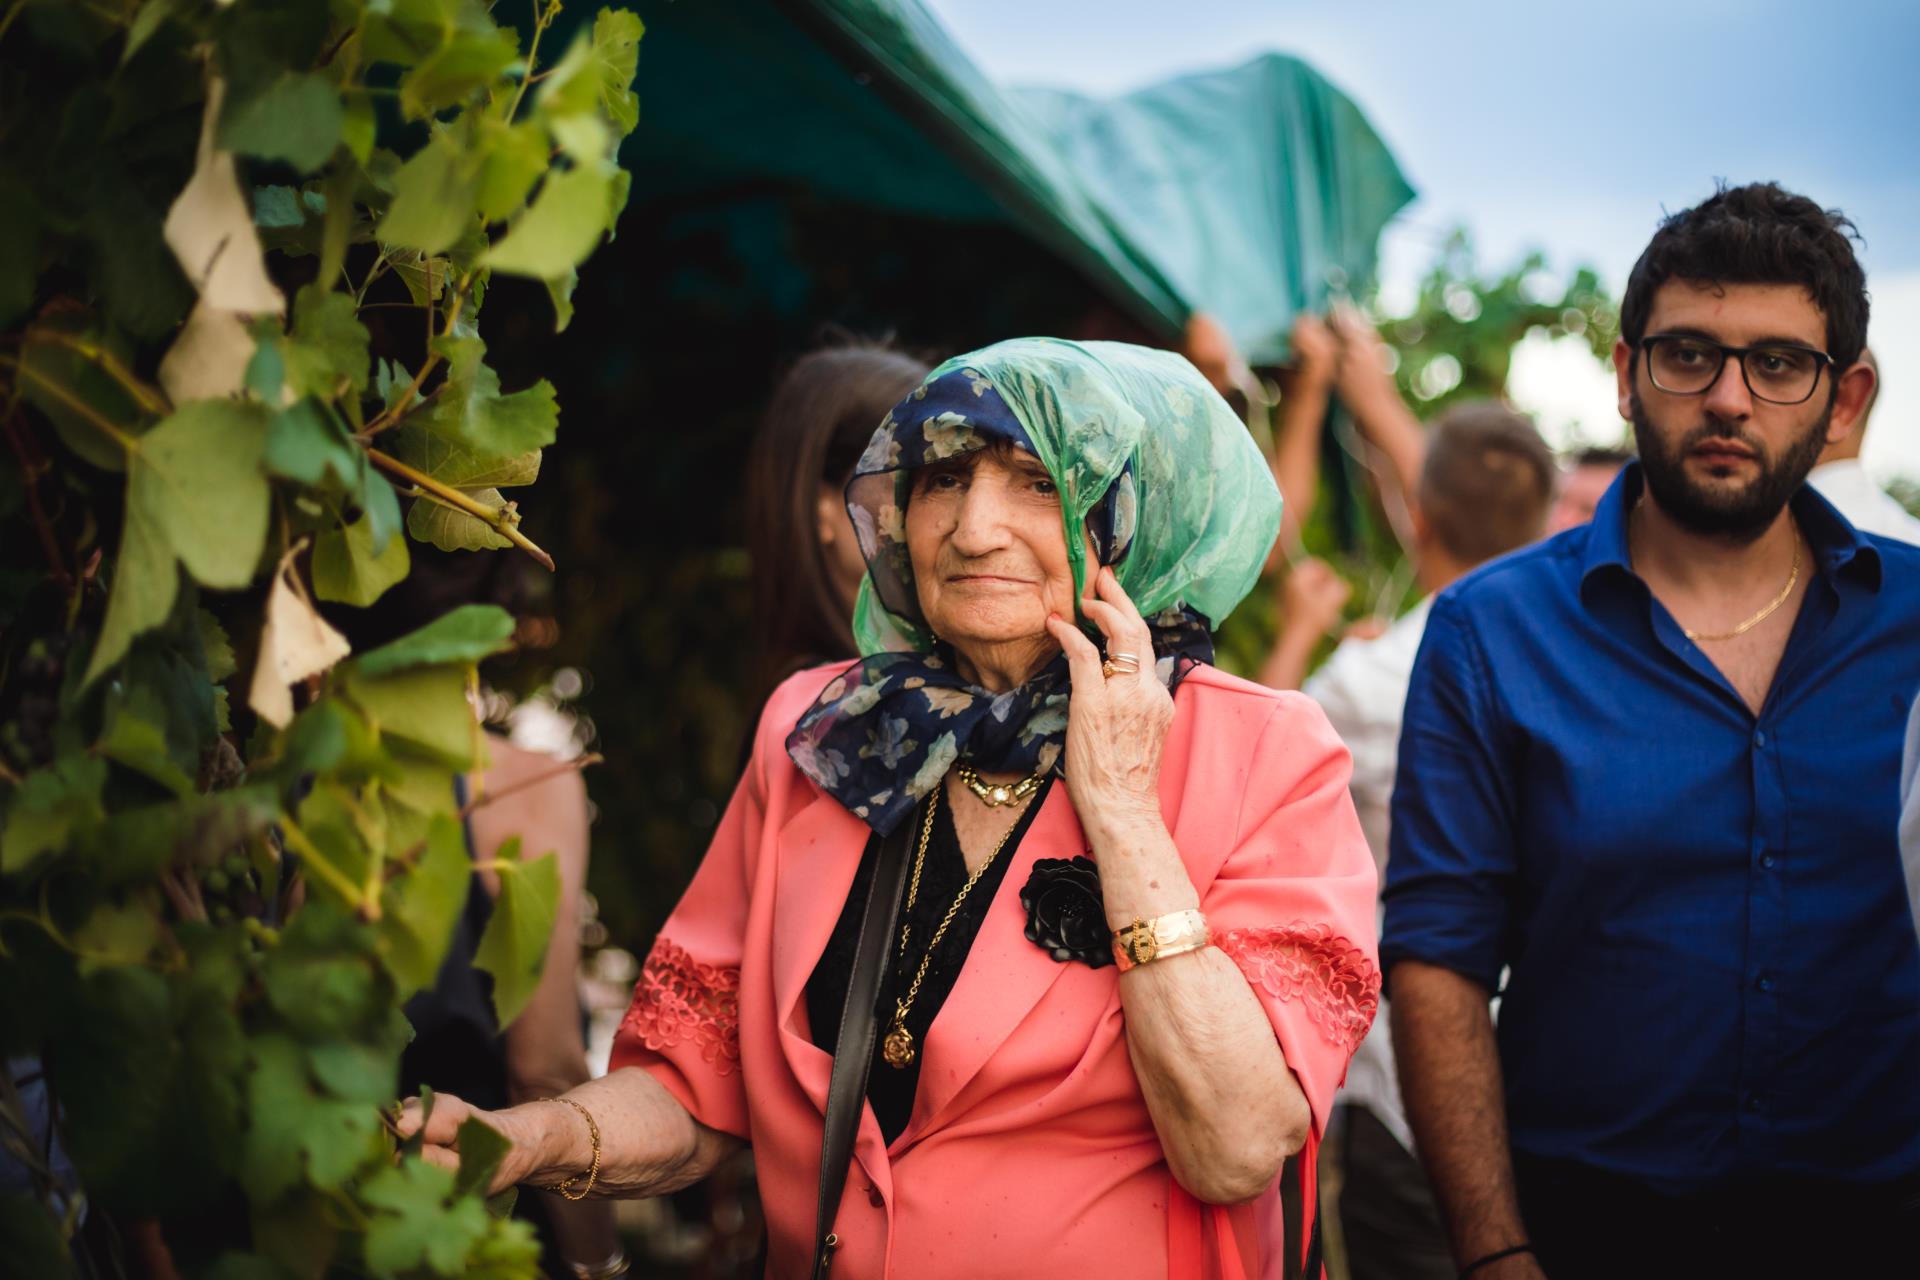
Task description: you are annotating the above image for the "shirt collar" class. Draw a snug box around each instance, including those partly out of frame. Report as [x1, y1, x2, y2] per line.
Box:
[1580, 461, 1883, 597]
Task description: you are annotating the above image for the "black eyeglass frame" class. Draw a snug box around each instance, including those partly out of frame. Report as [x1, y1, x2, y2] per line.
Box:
[1636, 333, 1837, 406]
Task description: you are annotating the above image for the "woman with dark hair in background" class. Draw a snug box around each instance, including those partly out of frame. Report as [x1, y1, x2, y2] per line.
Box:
[744, 341, 931, 706]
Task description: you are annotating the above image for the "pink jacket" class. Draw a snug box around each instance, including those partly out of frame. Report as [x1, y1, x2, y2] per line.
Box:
[611, 663, 1380, 1278]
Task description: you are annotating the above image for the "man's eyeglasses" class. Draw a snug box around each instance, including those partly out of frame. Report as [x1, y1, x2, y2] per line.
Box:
[1638, 334, 1835, 406]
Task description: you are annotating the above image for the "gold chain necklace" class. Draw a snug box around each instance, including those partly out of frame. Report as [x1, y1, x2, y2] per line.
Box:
[1682, 531, 1801, 642]
[881, 784, 1027, 1069]
[954, 762, 1043, 808]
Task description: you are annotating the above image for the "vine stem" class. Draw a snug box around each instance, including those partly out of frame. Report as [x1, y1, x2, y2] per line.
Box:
[364, 446, 556, 570]
[386, 753, 602, 875]
[505, 0, 560, 122]
[20, 330, 170, 417]
[278, 817, 379, 921]
[359, 277, 467, 437]
[0, 357, 139, 453]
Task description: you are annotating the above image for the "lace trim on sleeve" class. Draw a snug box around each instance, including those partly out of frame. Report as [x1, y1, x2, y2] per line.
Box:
[1216, 922, 1381, 1056]
[617, 936, 742, 1075]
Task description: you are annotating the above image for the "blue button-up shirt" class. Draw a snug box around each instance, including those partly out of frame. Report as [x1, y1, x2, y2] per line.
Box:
[1384, 464, 1920, 1189]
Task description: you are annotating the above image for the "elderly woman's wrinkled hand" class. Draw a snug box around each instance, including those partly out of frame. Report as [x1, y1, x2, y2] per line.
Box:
[394, 1092, 529, 1195]
[1044, 567, 1175, 837]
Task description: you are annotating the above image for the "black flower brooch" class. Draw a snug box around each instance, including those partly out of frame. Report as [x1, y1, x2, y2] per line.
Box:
[1020, 857, 1112, 968]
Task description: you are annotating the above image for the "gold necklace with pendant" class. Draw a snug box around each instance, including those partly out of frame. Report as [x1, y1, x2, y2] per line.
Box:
[881, 783, 1027, 1069]
[955, 761, 1044, 807]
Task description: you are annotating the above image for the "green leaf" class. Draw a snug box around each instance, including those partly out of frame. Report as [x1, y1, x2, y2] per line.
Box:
[266, 400, 359, 488]
[17, 330, 147, 472]
[1, 755, 106, 874]
[591, 9, 645, 137]
[475, 121, 548, 223]
[285, 284, 371, 398]
[96, 709, 196, 797]
[389, 251, 449, 308]
[361, 1157, 490, 1276]
[548, 113, 611, 165]
[408, 487, 515, 552]
[380, 813, 472, 995]
[360, 461, 406, 555]
[243, 1034, 383, 1200]
[252, 1189, 340, 1280]
[353, 605, 515, 676]
[350, 665, 478, 768]
[483, 164, 614, 279]
[246, 333, 286, 403]
[419, 336, 559, 459]
[71, 895, 163, 971]
[222, 73, 345, 173]
[82, 498, 177, 686]
[452, 1115, 513, 1200]
[141, 400, 272, 588]
[261, 903, 386, 1040]
[200, 608, 238, 680]
[473, 847, 558, 1027]
[544, 268, 577, 332]
[537, 11, 644, 137]
[341, 90, 376, 165]
[379, 132, 480, 256]
[389, 422, 542, 491]
[399, 24, 521, 118]
[314, 511, 410, 607]
[310, 1039, 400, 1106]
[121, 0, 183, 67]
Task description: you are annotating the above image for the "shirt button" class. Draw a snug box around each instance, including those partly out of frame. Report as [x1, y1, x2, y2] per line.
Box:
[1759, 853, 1777, 870]
[1753, 730, 1767, 747]
[1745, 1093, 1763, 1112]
[1754, 974, 1774, 993]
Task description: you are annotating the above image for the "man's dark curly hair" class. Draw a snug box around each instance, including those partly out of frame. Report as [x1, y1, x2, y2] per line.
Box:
[1620, 182, 1870, 373]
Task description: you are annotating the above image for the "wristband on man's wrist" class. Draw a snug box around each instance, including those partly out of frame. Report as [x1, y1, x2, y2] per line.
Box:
[1459, 1243, 1534, 1277]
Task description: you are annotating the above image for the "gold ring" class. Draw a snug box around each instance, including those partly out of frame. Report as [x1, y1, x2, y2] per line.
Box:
[1101, 652, 1141, 679]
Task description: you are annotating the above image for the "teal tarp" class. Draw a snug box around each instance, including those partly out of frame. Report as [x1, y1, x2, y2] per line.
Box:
[626, 0, 1413, 361]
[1017, 55, 1416, 365]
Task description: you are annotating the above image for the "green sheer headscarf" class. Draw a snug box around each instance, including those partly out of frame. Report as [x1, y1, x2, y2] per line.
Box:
[847, 338, 1281, 654]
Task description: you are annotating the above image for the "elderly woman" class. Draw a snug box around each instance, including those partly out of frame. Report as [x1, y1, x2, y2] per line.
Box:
[402, 339, 1379, 1279]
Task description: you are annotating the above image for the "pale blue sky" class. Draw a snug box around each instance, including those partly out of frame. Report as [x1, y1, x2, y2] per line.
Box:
[926, 0, 1920, 474]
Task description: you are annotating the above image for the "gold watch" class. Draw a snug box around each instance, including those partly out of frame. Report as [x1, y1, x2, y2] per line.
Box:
[1112, 909, 1211, 971]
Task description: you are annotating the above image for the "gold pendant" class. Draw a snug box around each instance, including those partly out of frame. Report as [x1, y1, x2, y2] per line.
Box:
[882, 1023, 916, 1068]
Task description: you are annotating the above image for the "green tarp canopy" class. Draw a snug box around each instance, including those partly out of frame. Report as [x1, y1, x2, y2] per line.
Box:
[625, 0, 1414, 364]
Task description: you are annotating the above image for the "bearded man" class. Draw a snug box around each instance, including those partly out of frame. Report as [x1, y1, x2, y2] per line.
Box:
[1382, 183, 1920, 1280]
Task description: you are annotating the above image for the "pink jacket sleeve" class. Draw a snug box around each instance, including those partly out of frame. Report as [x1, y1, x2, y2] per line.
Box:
[1203, 692, 1382, 1132]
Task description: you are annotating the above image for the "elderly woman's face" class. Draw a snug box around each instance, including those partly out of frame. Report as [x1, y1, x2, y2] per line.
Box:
[905, 443, 1081, 670]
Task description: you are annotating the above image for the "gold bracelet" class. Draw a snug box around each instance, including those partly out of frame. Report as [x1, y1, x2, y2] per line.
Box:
[548, 1097, 601, 1201]
[1112, 908, 1211, 971]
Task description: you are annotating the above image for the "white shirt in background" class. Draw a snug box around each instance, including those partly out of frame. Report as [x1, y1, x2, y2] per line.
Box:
[1302, 596, 1432, 1153]
[1808, 458, 1920, 544]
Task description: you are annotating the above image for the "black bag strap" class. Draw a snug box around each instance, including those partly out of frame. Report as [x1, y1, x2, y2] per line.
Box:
[811, 814, 916, 1279]
[1279, 1148, 1325, 1280]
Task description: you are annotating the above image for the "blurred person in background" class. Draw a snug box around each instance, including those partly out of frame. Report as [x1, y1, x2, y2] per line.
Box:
[745, 340, 932, 708]
[1297, 403, 1554, 1280]
[1259, 308, 1428, 689]
[1386, 183, 1920, 1280]
[1545, 445, 1634, 534]
[399, 338, 1379, 1279]
[1807, 348, 1919, 542]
